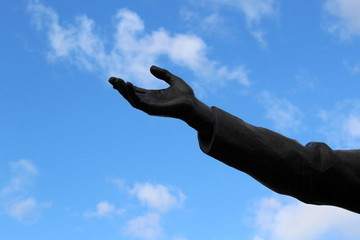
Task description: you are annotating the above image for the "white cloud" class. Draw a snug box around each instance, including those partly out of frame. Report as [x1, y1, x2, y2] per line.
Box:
[28, 0, 106, 71]
[253, 197, 360, 240]
[258, 91, 303, 133]
[249, 29, 268, 48]
[6, 198, 38, 222]
[253, 237, 265, 240]
[86, 180, 186, 239]
[11, 159, 39, 175]
[343, 115, 360, 138]
[130, 183, 185, 213]
[126, 182, 185, 239]
[0, 160, 49, 222]
[1, 159, 38, 196]
[28, 0, 250, 88]
[324, 0, 360, 39]
[351, 63, 360, 73]
[344, 61, 360, 74]
[124, 213, 162, 240]
[318, 99, 360, 149]
[109, 178, 129, 192]
[84, 201, 125, 218]
[205, 0, 276, 25]
[194, 0, 277, 46]
[180, 8, 227, 36]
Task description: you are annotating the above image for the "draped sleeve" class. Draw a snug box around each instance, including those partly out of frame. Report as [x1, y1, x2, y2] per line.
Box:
[198, 107, 360, 213]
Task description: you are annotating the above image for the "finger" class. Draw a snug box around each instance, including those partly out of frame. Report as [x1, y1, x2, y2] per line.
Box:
[126, 82, 144, 109]
[118, 80, 130, 100]
[108, 77, 118, 86]
[108, 77, 119, 88]
[108, 77, 130, 100]
[108, 77, 123, 90]
[112, 78, 130, 100]
[150, 65, 175, 85]
[133, 85, 148, 94]
[108, 77, 122, 92]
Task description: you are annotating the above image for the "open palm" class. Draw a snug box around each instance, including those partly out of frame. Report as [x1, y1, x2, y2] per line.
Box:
[109, 66, 196, 119]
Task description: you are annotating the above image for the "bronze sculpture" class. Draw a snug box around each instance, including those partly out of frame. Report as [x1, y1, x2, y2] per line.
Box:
[109, 66, 360, 214]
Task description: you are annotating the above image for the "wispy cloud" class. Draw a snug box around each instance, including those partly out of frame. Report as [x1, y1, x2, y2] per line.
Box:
[318, 99, 360, 149]
[1, 159, 38, 196]
[252, 197, 360, 240]
[130, 182, 185, 213]
[125, 213, 162, 240]
[198, 0, 276, 25]
[231, 0, 276, 25]
[180, 8, 228, 37]
[324, 0, 360, 40]
[124, 182, 186, 240]
[87, 180, 186, 240]
[28, 0, 250, 89]
[344, 60, 360, 74]
[84, 201, 125, 218]
[0, 159, 50, 223]
[192, 0, 277, 47]
[258, 91, 303, 134]
[6, 198, 38, 222]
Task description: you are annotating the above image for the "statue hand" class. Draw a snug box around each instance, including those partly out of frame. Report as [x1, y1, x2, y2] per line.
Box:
[109, 66, 196, 120]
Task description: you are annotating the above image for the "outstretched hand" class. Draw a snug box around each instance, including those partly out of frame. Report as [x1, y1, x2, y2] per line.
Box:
[109, 66, 196, 120]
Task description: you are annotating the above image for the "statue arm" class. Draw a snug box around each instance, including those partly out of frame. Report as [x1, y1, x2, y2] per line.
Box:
[198, 107, 360, 213]
[109, 66, 360, 214]
[108, 65, 215, 137]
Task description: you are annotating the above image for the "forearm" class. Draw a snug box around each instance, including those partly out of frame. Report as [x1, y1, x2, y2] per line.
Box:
[198, 107, 360, 213]
[181, 98, 215, 137]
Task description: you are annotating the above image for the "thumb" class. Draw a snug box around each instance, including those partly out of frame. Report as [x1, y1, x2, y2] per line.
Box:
[150, 65, 175, 85]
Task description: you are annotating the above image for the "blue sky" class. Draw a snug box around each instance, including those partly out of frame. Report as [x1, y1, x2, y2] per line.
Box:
[1, 0, 360, 239]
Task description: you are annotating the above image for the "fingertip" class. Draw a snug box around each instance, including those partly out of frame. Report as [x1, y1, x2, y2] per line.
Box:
[150, 65, 159, 70]
[150, 65, 160, 75]
[150, 65, 172, 80]
[108, 77, 117, 85]
[126, 81, 134, 88]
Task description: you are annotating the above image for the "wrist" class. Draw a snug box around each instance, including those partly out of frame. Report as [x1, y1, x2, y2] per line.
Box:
[182, 98, 214, 136]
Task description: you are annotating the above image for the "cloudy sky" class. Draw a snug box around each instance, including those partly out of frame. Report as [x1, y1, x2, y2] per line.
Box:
[1, 0, 360, 239]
